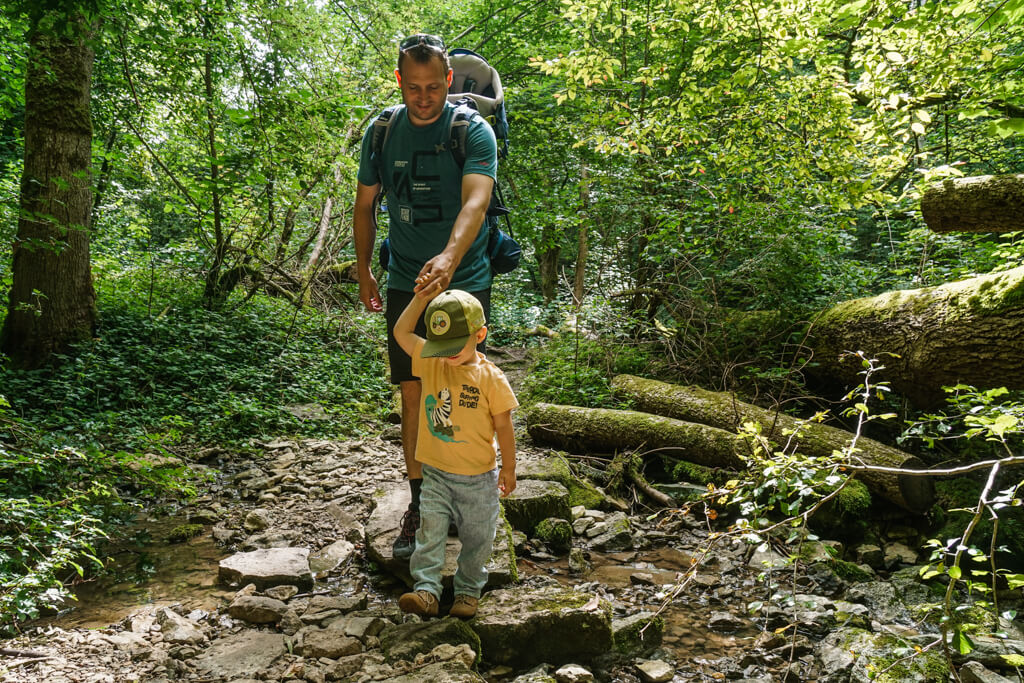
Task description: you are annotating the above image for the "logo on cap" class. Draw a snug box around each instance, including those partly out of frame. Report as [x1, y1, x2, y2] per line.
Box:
[429, 311, 451, 337]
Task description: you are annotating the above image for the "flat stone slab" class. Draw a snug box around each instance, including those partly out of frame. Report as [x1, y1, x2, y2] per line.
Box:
[365, 484, 516, 589]
[218, 547, 313, 591]
[470, 585, 612, 667]
[194, 631, 286, 679]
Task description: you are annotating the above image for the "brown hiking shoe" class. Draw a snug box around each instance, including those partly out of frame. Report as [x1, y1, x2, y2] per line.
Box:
[398, 590, 439, 618]
[449, 594, 478, 619]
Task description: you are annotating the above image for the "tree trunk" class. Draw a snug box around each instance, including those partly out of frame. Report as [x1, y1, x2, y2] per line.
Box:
[526, 402, 750, 470]
[921, 174, 1024, 233]
[573, 166, 589, 306]
[806, 265, 1024, 406]
[1, 15, 96, 368]
[611, 374, 935, 513]
[537, 223, 560, 304]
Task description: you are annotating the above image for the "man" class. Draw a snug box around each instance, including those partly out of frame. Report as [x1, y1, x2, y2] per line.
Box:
[353, 34, 498, 559]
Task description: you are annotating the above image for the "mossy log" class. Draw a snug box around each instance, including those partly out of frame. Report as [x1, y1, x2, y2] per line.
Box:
[921, 174, 1024, 233]
[806, 265, 1024, 406]
[526, 403, 749, 471]
[611, 375, 934, 513]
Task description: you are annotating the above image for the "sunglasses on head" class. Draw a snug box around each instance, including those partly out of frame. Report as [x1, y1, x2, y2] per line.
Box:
[399, 34, 446, 52]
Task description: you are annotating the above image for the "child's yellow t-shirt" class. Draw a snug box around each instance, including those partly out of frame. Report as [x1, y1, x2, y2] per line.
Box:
[411, 338, 519, 476]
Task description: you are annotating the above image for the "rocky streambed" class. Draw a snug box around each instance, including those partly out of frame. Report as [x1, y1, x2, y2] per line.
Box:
[3, 436, 1024, 683]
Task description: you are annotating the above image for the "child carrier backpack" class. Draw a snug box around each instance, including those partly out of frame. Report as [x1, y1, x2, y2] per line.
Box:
[372, 47, 521, 275]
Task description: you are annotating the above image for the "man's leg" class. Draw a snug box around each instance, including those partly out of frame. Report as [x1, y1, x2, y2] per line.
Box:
[386, 289, 426, 559]
[400, 378, 423, 504]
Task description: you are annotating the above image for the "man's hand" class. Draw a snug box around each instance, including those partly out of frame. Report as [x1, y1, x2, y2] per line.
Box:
[358, 273, 383, 312]
[414, 250, 457, 295]
[498, 465, 516, 498]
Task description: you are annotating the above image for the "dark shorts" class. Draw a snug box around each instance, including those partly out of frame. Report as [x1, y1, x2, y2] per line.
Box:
[385, 288, 492, 384]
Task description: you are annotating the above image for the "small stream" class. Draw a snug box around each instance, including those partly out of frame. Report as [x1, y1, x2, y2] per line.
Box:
[42, 519, 761, 671]
[39, 517, 233, 631]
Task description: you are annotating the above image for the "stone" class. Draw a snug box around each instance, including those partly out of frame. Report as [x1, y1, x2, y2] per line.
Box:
[296, 628, 363, 659]
[960, 661, 1015, 683]
[156, 608, 205, 645]
[612, 612, 663, 655]
[194, 632, 286, 680]
[952, 635, 1024, 669]
[588, 512, 633, 552]
[325, 653, 387, 680]
[305, 593, 369, 614]
[843, 581, 906, 624]
[816, 627, 946, 681]
[630, 572, 656, 586]
[501, 479, 572, 535]
[554, 663, 594, 683]
[572, 517, 594, 535]
[571, 505, 586, 520]
[853, 543, 884, 568]
[326, 502, 366, 544]
[366, 484, 516, 589]
[243, 508, 272, 532]
[379, 618, 481, 664]
[535, 518, 573, 553]
[884, 542, 919, 568]
[227, 595, 288, 624]
[470, 585, 612, 667]
[636, 659, 675, 683]
[375, 658, 485, 682]
[516, 455, 605, 510]
[310, 539, 356, 574]
[330, 615, 387, 641]
[568, 549, 591, 576]
[218, 547, 313, 591]
[280, 608, 303, 636]
[749, 545, 789, 569]
[764, 594, 835, 638]
[708, 610, 748, 632]
[265, 585, 298, 601]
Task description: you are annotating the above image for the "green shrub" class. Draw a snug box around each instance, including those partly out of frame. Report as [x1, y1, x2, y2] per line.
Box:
[521, 334, 652, 408]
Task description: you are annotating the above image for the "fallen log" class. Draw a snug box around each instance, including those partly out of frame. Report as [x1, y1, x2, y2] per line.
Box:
[610, 375, 935, 513]
[526, 403, 749, 471]
[921, 174, 1024, 233]
[805, 265, 1024, 406]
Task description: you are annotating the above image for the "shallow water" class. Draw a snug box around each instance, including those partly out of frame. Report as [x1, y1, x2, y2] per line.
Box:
[43, 519, 759, 675]
[38, 517, 233, 630]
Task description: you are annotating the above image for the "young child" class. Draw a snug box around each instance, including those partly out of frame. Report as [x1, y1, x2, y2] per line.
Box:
[392, 285, 518, 620]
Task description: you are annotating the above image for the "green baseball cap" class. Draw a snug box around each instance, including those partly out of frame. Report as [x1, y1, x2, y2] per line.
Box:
[422, 290, 486, 358]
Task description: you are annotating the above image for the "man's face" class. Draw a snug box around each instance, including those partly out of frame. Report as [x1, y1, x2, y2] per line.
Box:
[396, 56, 452, 127]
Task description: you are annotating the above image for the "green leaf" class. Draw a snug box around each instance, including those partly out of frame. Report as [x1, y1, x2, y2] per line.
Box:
[953, 629, 975, 655]
[988, 118, 1024, 138]
[948, 566, 962, 580]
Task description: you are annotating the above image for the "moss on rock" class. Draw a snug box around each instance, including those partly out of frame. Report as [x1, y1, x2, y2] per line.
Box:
[535, 517, 572, 553]
[167, 523, 204, 543]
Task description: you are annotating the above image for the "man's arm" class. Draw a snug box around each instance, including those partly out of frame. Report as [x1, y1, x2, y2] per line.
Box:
[353, 180, 383, 312]
[413, 172, 494, 294]
[494, 409, 516, 497]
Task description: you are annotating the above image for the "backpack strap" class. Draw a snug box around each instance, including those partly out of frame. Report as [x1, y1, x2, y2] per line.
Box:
[448, 104, 476, 170]
[371, 104, 402, 190]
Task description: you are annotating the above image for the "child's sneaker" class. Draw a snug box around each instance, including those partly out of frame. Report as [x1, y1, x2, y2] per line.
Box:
[449, 594, 478, 619]
[398, 590, 438, 617]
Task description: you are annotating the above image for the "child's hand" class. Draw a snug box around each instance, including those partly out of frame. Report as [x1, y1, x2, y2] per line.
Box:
[498, 466, 516, 498]
[413, 276, 444, 300]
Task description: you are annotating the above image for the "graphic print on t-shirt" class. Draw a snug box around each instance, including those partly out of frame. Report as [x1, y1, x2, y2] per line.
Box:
[425, 388, 466, 443]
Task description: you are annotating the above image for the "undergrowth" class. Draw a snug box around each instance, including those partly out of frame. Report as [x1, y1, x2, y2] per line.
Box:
[0, 272, 392, 634]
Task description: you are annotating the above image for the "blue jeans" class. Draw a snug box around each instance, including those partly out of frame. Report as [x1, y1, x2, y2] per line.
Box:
[411, 464, 500, 599]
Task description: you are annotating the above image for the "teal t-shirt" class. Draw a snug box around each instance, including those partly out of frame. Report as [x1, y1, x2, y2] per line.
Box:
[358, 102, 498, 292]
